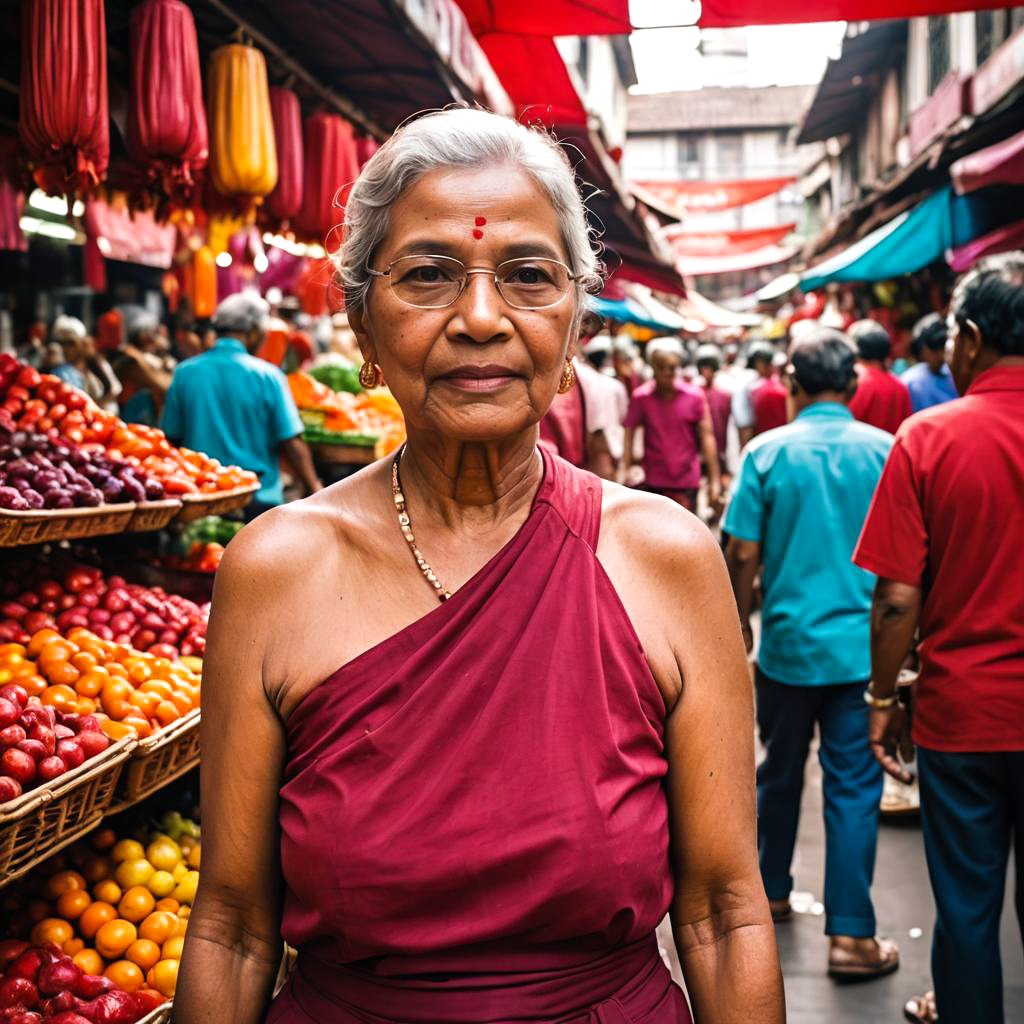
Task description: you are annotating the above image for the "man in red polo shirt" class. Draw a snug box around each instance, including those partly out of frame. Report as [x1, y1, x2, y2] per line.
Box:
[848, 320, 912, 434]
[853, 254, 1024, 1024]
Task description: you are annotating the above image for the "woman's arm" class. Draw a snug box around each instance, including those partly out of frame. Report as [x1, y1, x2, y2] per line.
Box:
[173, 528, 291, 1024]
[662, 525, 783, 1023]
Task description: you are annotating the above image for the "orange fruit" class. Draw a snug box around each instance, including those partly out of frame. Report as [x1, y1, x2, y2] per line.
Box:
[75, 697, 98, 715]
[73, 949, 104, 975]
[171, 916, 188, 938]
[95, 918, 137, 960]
[122, 715, 153, 739]
[123, 658, 152, 685]
[41, 684, 78, 713]
[149, 657, 172, 677]
[37, 641, 73, 669]
[125, 938, 161, 971]
[56, 889, 92, 920]
[161, 935, 184, 961]
[149, 958, 178, 998]
[75, 668, 109, 698]
[78, 900, 117, 939]
[104, 959, 144, 992]
[128, 690, 160, 718]
[82, 854, 111, 885]
[21, 674, 46, 698]
[168, 690, 193, 714]
[138, 911, 177, 945]
[154, 898, 180, 915]
[70, 651, 98, 673]
[118, 886, 156, 923]
[27, 629, 61, 657]
[63, 938, 84, 956]
[0, 642, 26, 658]
[45, 662, 79, 687]
[31, 918, 73, 946]
[101, 720, 136, 741]
[106, 661, 129, 680]
[92, 827, 117, 851]
[140, 678, 173, 701]
[153, 701, 180, 727]
[46, 870, 86, 900]
[93, 879, 121, 904]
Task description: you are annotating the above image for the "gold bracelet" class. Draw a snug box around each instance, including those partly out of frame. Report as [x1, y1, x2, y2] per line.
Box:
[863, 687, 899, 709]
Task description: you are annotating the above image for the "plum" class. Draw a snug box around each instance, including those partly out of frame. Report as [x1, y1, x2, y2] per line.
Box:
[56, 739, 85, 770]
[76, 732, 109, 759]
[0, 776, 22, 801]
[15, 740, 47, 763]
[0, 723, 26, 746]
[37, 959, 82, 997]
[0, 697, 18, 727]
[0, 748, 35, 785]
[0, 972, 40, 1001]
[0, 684, 28, 709]
[0, 488, 26, 510]
[37, 756, 66, 782]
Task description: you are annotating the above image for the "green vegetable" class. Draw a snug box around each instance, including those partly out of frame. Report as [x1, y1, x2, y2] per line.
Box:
[309, 363, 363, 394]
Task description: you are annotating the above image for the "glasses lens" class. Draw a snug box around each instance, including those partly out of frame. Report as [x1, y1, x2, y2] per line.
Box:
[497, 258, 571, 309]
[389, 256, 465, 308]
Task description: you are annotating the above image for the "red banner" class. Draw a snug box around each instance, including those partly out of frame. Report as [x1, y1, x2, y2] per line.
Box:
[666, 222, 796, 256]
[699, 0, 1021, 28]
[633, 177, 797, 215]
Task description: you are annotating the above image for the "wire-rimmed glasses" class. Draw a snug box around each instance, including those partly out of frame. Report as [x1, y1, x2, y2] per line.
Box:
[366, 255, 582, 310]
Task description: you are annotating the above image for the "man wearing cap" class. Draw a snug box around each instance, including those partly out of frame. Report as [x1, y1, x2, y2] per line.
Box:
[848, 320, 912, 433]
[733, 342, 786, 447]
[161, 293, 321, 517]
[901, 313, 958, 412]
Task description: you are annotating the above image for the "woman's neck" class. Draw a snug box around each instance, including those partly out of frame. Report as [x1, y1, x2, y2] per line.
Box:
[398, 430, 543, 529]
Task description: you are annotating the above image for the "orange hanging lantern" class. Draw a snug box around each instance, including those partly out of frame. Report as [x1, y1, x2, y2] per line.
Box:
[190, 245, 217, 319]
[127, 0, 208, 201]
[265, 87, 303, 223]
[207, 44, 278, 200]
[19, 0, 109, 196]
[294, 114, 360, 246]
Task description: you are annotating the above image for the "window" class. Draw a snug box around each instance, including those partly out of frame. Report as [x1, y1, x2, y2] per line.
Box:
[716, 135, 743, 176]
[677, 135, 701, 178]
[977, 7, 1024, 66]
[927, 16, 950, 94]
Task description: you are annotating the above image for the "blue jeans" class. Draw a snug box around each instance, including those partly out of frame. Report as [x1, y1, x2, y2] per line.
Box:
[918, 747, 1024, 1024]
[755, 669, 883, 937]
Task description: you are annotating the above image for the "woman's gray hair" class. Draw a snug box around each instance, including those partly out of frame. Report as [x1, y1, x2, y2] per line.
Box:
[339, 108, 604, 313]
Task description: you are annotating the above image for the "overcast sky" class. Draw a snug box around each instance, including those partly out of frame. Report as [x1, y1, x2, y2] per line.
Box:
[628, 1, 846, 93]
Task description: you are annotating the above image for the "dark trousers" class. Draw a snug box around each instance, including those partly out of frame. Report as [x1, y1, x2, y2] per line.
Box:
[918, 747, 1024, 1024]
[755, 669, 883, 937]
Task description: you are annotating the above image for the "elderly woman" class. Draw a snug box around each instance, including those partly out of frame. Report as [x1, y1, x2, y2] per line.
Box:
[175, 109, 782, 1024]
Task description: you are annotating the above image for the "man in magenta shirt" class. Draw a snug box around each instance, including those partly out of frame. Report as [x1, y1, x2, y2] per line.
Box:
[847, 320, 912, 434]
[623, 338, 721, 512]
[853, 255, 1024, 1024]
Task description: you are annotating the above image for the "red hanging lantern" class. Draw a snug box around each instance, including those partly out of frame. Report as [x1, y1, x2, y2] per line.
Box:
[126, 0, 208, 202]
[294, 114, 360, 246]
[265, 87, 304, 223]
[356, 135, 380, 169]
[0, 139, 27, 253]
[19, 0, 109, 196]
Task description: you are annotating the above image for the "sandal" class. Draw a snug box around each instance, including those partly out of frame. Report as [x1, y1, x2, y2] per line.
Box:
[827, 936, 900, 981]
[904, 991, 938, 1022]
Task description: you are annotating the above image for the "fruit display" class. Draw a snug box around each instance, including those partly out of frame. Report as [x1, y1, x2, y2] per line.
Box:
[0, 628, 202, 744]
[0, 431, 163, 511]
[0, 356, 258, 499]
[1, 812, 202, 1017]
[0, 692, 111, 802]
[0, 560, 208, 659]
[159, 517, 239, 574]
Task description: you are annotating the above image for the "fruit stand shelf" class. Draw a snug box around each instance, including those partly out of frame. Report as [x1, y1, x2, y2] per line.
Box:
[175, 482, 260, 523]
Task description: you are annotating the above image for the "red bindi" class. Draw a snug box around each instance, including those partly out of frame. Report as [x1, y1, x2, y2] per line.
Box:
[475, 216, 486, 226]
[472, 229, 484, 239]
[472, 216, 486, 240]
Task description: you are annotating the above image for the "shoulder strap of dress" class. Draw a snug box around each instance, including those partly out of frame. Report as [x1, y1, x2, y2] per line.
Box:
[537, 446, 602, 551]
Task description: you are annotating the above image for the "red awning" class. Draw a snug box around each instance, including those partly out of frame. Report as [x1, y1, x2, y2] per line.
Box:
[666, 222, 796, 256]
[479, 35, 587, 124]
[947, 217, 1024, 272]
[632, 177, 796, 215]
[699, 0, 1021, 27]
[454, 0, 630, 36]
[951, 128, 1024, 195]
[677, 244, 797, 277]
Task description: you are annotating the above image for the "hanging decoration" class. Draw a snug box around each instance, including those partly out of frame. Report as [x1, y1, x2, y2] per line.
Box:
[19, 0, 110, 196]
[0, 139, 27, 252]
[265, 87, 304, 224]
[294, 114, 360, 247]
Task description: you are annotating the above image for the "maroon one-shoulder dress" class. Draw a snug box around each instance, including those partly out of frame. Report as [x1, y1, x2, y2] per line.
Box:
[266, 448, 692, 1023]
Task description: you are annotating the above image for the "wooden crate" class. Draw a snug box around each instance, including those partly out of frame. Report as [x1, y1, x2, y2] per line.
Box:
[110, 709, 201, 811]
[0, 736, 136, 886]
[0, 503, 138, 547]
[128, 498, 183, 533]
[175, 483, 259, 523]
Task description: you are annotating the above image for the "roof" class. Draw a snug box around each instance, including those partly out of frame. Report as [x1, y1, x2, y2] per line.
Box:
[796, 21, 908, 145]
[627, 85, 816, 134]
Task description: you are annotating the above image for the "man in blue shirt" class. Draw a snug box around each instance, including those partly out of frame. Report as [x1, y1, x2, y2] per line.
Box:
[901, 313, 958, 412]
[162, 293, 321, 516]
[724, 327, 898, 980]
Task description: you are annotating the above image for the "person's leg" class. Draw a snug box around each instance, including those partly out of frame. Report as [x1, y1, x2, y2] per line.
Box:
[1008, 751, 1024, 955]
[816, 681, 884, 939]
[754, 669, 819, 908]
[918, 747, 1011, 1023]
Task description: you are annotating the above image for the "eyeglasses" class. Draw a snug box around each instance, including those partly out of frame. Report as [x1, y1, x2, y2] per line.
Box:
[366, 255, 582, 310]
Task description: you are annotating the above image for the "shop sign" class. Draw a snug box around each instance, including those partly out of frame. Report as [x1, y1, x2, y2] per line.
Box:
[972, 25, 1024, 116]
[908, 72, 971, 159]
[632, 177, 797, 215]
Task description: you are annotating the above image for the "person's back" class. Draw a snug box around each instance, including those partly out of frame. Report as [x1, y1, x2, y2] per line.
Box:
[900, 361, 957, 413]
[847, 319, 912, 434]
[750, 376, 788, 437]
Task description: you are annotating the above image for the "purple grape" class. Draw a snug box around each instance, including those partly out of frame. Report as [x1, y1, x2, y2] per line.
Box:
[0, 485, 24, 508]
[22, 490, 44, 509]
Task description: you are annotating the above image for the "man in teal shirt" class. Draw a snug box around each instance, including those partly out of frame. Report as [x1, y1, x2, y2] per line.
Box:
[724, 327, 898, 980]
[162, 294, 321, 516]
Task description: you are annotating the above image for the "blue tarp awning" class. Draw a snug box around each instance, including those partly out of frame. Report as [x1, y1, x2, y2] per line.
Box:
[801, 185, 1016, 290]
[588, 294, 683, 332]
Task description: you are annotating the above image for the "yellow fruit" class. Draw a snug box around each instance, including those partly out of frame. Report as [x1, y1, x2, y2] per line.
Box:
[93, 879, 122, 905]
[139, 911, 177, 945]
[170, 862, 187, 882]
[31, 918, 72, 947]
[104, 959, 144, 992]
[145, 838, 182, 872]
[118, 885, 156, 923]
[111, 839, 144, 864]
[95, 918, 138, 960]
[73, 949, 104, 975]
[147, 870, 176, 898]
[150, 957, 179, 998]
[186, 845, 201, 869]
[115, 858, 155, 890]
[171, 870, 198, 906]
[161, 935, 184, 960]
[78, 901, 117, 939]
[126, 938, 161, 971]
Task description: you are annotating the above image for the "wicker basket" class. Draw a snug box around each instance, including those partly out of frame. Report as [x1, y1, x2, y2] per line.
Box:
[137, 1004, 172, 1024]
[128, 498, 183, 533]
[175, 483, 259, 523]
[110, 709, 201, 811]
[0, 503, 138, 547]
[0, 735, 136, 886]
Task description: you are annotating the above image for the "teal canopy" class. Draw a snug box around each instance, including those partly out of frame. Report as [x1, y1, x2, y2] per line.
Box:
[801, 186, 1006, 290]
[587, 295, 682, 332]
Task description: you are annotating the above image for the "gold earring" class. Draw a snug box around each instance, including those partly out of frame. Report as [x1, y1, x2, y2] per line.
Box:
[557, 360, 576, 394]
[359, 361, 381, 389]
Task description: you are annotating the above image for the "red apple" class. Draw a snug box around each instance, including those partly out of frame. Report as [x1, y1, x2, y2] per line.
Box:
[1, 749, 35, 785]
[0, 777, 22, 802]
[0, 724, 27, 746]
[0, 698, 20, 727]
[56, 739, 84, 770]
[0, 684, 28, 708]
[36, 756, 65, 782]
[76, 732, 109, 759]
[15, 739, 47, 763]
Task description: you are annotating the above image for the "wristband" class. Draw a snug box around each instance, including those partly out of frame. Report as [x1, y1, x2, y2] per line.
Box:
[863, 687, 899, 709]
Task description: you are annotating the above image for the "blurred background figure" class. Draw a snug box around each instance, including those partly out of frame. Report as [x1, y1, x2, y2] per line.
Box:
[848, 320, 912, 434]
[733, 341, 786, 448]
[114, 307, 175, 427]
[902, 313, 958, 412]
[695, 343, 734, 493]
[622, 337, 721, 512]
[611, 336, 644, 396]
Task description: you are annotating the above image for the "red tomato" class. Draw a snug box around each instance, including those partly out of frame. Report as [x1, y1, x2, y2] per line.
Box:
[15, 366, 41, 390]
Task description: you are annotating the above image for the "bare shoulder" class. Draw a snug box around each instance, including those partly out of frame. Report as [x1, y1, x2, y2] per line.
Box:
[598, 479, 724, 588]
